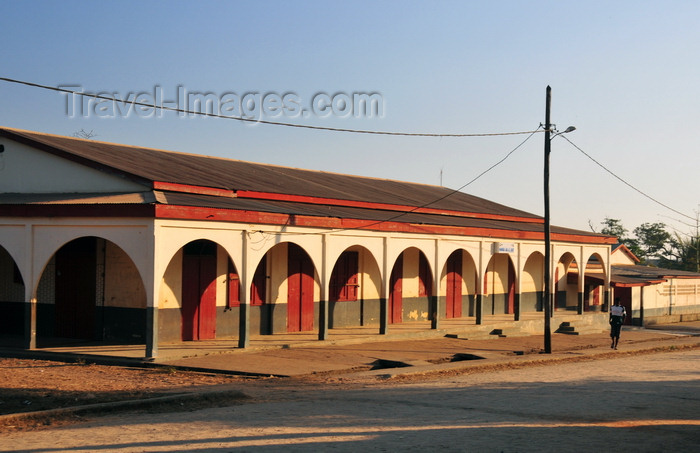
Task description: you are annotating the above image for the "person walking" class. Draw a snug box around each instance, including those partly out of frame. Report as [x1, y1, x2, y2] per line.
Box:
[610, 298, 626, 349]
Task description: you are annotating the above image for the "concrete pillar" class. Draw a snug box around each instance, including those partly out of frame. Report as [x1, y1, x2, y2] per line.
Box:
[145, 306, 158, 358]
[380, 237, 389, 335]
[475, 293, 483, 325]
[577, 291, 584, 314]
[318, 234, 329, 341]
[431, 240, 440, 330]
[238, 231, 250, 348]
[24, 298, 37, 350]
[24, 224, 36, 349]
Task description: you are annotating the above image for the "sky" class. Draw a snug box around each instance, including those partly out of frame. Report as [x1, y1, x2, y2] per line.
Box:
[1, 1, 699, 236]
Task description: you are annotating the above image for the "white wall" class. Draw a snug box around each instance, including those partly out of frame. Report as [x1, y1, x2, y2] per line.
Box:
[0, 138, 148, 194]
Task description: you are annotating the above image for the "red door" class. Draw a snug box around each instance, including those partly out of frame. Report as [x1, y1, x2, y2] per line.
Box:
[250, 256, 267, 306]
[507, 261, 516, 314]
[287, 244, 314, 332]
[592, 286, 600, 309]
[389, 256, 403, 324]
[330, 251, 359, 301]
[446, 251, 462, 318]
[55, 237, 96, 339]
[182, 243, 217, 341]
[227, 260, 240, 308]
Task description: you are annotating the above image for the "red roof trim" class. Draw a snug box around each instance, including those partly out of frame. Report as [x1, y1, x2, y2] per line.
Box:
[153, 181, 235, 198]
[235, 190, 544, 224]
[154, 205, 615, 245]
[611, 244, 641, 263]
[611, 280, 666, 288]
[0, 202, 613, 244]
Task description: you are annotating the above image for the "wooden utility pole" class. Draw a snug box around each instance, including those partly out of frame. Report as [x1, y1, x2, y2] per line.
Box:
[543, 86, 552, 354]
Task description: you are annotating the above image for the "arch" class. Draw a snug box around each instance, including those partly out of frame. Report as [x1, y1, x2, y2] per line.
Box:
[583, 252, 607, 312]
[247, 241, 319, 335]
[34, 236, 147, 345]
[155, 231, 242, 294]
[555, 252, 578, 311]
[158, 239, 240, 342]
[440, 249, 478, 319]
[389, 247, 433, 324]
[29, 227, 152, 307]
[328, 245, 382, 328]
[483, 253, 516, 316]
[0, 245, 26, 338]
[521, 251, 544, 313]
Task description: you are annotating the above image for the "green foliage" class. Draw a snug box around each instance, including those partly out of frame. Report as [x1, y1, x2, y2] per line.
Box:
[596, 217, 639, 257]
[599, 217, 627, 239]
[659, 233, 699, 272]
[633, 222, 671, 263]
[593, 217, 698, 270]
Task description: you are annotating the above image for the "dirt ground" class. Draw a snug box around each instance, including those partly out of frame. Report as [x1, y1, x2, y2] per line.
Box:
[0, 359, 254, 423]
[1, 326, 698, 434]
[2, 348, 698, 452]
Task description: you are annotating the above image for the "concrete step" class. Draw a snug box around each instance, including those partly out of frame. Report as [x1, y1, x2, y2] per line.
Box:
[555, 321, 606, 335]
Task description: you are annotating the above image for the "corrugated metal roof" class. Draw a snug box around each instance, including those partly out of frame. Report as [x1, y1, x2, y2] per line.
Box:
[0, 127, 619, 243]
[613, 264, 700, 281]
[579, 265, 700, 287]
[0, 127, 539, 219]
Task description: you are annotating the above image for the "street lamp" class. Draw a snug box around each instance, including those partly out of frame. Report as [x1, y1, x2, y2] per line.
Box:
[543, 86, 576, 354]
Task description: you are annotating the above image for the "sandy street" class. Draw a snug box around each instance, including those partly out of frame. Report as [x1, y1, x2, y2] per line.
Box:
[2, 349, 699, 453]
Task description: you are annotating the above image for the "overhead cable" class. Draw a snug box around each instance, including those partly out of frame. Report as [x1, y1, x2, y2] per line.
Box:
[0, 77, 541, 137]
[561, 135, 695, 221]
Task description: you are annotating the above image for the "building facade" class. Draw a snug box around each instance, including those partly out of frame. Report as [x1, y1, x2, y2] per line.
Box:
[0, 127, 616, 358]
[608, 245, 700, 325]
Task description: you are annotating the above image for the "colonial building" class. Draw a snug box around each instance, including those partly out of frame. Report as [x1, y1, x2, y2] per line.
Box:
[0, 127, 616, 358]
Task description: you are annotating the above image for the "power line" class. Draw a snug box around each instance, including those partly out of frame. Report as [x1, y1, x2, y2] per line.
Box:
[0, 77, 542, 138]
[14, 76, 686, 231]
[561, 135, 695, 222]
[242, 128, 541, 238]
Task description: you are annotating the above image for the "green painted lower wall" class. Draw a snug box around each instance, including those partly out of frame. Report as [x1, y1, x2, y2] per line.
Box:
[520, 291, 543, 312]
[399, 296, 431, 322]
[31, 304, 145, 343]
[11, 298, 699, 347]
[329, 298, 381, 328]
[98, 306, 146, 343]
[636, 304, 700, 325]
[0, 300, 24, 335]
[158, 306, 241, 342]
[436, 295, 476, 317]
[482, 294, 509, 315]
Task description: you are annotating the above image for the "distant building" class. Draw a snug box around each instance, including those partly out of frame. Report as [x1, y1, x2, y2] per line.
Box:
[608, 244, 700, 325]
[0, 127, 616, 358]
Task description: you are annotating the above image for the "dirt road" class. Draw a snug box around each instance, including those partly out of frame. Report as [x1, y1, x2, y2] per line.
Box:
[2, 348, 698, 452]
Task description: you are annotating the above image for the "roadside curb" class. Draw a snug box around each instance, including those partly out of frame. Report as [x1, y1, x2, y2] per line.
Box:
[0, 388, 249, 430]
[341, 339, 700, 380]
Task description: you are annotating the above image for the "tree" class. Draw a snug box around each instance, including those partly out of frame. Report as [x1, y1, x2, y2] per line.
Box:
[598, 217, 627, 239]
[632, 222, 671, 264]
[593, 217, 639, 254]
[660, 233, 699, 272]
